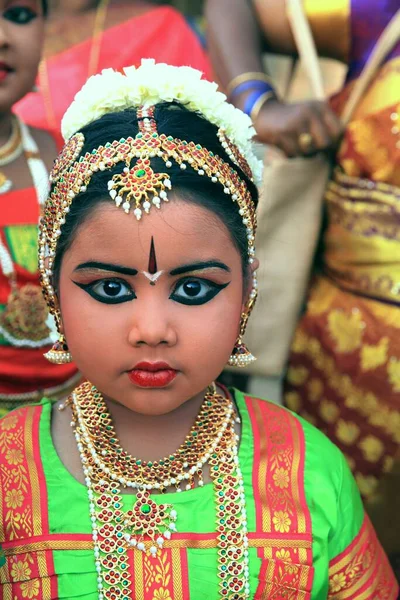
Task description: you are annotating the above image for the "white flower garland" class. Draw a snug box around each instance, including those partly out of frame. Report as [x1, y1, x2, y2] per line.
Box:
[61, 59, 263, 183]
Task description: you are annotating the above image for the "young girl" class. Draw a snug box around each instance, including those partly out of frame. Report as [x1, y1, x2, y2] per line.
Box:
[0, 0, 79, 414]
[0, 61, 397, 599]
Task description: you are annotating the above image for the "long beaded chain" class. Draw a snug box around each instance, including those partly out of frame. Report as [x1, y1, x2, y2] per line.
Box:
[68, 382, 250, 599]
[0, 117, 53, 348]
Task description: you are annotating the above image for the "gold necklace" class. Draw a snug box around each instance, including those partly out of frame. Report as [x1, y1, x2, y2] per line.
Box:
[71, 382, 233, 490]
[66, 382, 251, 599]
[39, 0, 111, 130]
[0, 116, 23, 193]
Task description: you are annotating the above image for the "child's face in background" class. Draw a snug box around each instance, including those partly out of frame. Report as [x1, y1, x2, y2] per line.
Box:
[0, 1, 44, 112]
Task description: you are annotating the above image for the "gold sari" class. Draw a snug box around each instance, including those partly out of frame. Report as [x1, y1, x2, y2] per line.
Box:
[284, 0, 400, 556]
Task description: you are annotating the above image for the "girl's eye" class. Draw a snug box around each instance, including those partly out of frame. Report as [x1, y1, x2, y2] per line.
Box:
[170, 278, 229, 306]
[74, 279, 135, 305]
[3, 6, 38, 24]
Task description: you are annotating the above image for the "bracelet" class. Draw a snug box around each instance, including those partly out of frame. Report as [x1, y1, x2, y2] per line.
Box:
[250, 91, 277, 122]
[242, 89, 276, 120]
[230, 79, 275, 100]
[227, 71, 275, 96]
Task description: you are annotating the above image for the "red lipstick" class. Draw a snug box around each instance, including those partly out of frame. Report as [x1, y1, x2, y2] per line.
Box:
[128, 362, 178, 388]
[0, 63, 12, 83]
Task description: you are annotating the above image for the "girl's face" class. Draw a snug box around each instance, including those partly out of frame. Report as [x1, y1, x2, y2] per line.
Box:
[59, 198, 256, 415]
[0, 1, 44, 112]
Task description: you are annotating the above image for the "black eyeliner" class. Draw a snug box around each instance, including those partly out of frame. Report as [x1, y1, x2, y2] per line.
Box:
[72, 280, 135, 305]
[170, 280, 230, 306]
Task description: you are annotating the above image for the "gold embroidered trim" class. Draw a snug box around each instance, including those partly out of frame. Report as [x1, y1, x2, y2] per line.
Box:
[3, 536, 313, 556]
[328, 515, 398, 599]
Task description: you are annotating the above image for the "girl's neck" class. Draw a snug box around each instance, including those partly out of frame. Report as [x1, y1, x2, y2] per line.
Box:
[0, 112, 16, 147]
[104, 388, 209, 464]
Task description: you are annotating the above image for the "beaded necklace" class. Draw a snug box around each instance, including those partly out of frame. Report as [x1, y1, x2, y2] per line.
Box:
[68, 382, 250, 599]
[0, 117, 53, 348]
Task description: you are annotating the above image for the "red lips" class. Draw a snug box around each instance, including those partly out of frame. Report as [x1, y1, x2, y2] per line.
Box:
[0, 62, 12, 82]
[127, 362, 178, 388]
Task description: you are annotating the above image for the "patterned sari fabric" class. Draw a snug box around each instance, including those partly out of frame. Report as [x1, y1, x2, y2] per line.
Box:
[284, 0, 400, 505]
[0, 392, 397, 599]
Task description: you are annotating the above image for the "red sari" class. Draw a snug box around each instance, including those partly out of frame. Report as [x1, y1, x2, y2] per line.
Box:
[0, 181, 78, 411]
[15, 6, 213, 132]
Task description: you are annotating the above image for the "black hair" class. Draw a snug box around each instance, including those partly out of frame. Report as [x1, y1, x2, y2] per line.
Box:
[42, 0, 48, 16]
[52, 103, 258, 287]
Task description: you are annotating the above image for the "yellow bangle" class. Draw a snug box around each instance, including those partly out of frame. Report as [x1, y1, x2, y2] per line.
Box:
[250, 91, 276, 122]
[227, 71, 275, 96]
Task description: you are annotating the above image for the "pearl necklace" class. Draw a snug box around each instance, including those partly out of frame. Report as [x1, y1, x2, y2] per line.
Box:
[0, 117, 53, 348]
[68, 382, 251, 599]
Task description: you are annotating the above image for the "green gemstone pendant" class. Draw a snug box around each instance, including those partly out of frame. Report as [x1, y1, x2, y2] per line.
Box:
[140, 504, 151, 515]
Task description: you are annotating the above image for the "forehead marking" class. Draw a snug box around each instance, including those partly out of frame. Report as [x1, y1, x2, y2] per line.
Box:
[142, 236, 163, 285]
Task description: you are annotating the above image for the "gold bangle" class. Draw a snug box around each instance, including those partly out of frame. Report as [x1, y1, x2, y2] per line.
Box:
[227, 71, 275, 96]
[250, 91, 276, 122]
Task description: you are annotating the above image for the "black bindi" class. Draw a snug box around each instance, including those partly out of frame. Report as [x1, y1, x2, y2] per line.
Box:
[143, 237, 163, 286]
[148, 237, 158, 276]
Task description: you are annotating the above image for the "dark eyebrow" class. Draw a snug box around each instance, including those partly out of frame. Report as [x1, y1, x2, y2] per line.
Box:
[169, 261, 231, 276]
[74, 261, 138, 276]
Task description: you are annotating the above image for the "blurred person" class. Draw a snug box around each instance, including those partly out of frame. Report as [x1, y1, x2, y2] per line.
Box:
[206, 0, 400, 564]
[15, 0, 212, 131]
[0, 0, 79, 415]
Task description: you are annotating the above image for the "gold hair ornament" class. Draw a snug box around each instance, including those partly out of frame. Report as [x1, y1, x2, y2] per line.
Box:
[40, 107, 258, 367]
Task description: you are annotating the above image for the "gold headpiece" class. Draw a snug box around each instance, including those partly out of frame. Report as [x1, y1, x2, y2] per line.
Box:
[39, 106, 258, 367]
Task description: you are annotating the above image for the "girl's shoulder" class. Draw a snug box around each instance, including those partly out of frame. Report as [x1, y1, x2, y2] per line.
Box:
[0, 397, 51, 425]
[0, 399, 52, 470]
[233, 389, 347, 496]
[0, 400, 51, 544]
[235, 388, 343, 458]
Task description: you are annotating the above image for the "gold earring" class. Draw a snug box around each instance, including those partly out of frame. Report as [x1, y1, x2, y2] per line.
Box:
[228, 276, 258, 368]
[228, 312, 256, 368]
[228, 338, 256, 368]
[44, 334, 72, 364]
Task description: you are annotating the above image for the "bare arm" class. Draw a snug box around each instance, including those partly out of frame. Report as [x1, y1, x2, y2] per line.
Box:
[206, 0, 344, 89]
[205, 0, 268, 91]
[205, 0, 342, 158]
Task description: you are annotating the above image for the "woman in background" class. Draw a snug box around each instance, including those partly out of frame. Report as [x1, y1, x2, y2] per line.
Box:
[15, 0, 212, 131]
[0, 0, 79, 415]
[206, 0, 400, 568]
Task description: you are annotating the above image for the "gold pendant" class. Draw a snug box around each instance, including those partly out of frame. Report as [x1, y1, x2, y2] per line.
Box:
[124, 489, 176, 556]
[1, 283, 51, 343]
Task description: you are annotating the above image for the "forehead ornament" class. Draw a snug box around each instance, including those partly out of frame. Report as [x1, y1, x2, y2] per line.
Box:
[40, 107, 256, 304]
